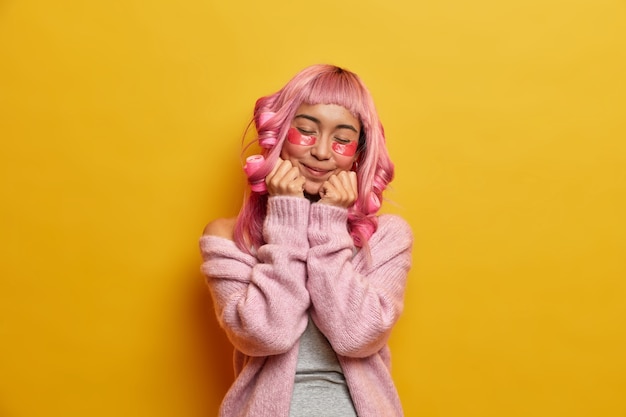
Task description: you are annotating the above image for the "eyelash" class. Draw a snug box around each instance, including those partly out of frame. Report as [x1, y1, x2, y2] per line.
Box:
[297, 128, 315, 135]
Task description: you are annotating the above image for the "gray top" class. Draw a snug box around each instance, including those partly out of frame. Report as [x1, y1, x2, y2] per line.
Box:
[289, 316, 358, 417]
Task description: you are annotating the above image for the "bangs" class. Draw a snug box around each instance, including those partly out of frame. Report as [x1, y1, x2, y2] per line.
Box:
[300, 70, 368, 121]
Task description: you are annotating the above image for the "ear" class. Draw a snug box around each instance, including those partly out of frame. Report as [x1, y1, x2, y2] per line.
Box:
[351, 152, 363, 171]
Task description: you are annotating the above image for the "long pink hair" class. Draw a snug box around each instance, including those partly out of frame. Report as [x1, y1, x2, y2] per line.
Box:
[234, 64, 394, 255]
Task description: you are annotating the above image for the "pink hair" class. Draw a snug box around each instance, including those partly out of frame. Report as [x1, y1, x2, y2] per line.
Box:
[234, 64, 395, 255]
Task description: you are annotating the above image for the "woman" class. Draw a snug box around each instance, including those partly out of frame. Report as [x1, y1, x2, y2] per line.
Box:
[199, 64, 413, 417]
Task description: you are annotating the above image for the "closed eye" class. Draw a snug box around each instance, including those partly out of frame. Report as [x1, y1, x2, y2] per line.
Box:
[334, 137, 352, 144]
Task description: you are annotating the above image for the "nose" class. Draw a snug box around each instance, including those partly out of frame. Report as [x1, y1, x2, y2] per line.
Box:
[310, 135, 331, 160]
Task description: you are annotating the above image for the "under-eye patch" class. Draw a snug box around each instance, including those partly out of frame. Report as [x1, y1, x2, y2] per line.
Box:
[331, 141, 358, 157]
[287, 127, 316, 146]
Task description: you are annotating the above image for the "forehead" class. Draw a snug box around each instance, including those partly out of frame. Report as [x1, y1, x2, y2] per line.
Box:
[293, 103, 360, 130]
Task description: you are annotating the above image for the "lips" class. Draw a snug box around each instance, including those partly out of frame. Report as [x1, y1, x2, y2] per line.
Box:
[302, 164, 332, 178]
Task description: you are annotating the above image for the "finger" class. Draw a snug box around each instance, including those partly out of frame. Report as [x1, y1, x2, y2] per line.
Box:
[319, 178, 346, 207]
[272, 159, 294, 180]
[344, 171, 358, 203]
[321, 172, 358, 207]
[267, 157, 283, 178]
[348, 171, 358, 194]
[336, 171, 354, 194]
[267, 162, 305, 197]
[289, 175, 306, 194]
[266, 159, 293, 187]
[332, 172, 356, 200]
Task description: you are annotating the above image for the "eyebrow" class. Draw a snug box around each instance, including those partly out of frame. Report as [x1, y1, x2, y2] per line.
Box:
[294, 114, 359, 133]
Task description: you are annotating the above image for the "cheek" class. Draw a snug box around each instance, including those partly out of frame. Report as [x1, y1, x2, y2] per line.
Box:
[287, 127, 316, 146]
[336, 155, 357, 171]
[281, 141, 307, 160]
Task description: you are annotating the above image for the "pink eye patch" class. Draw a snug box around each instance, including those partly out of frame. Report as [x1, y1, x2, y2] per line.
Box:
[287, 128, 358, 157]
[331, 141, 358, 157]
[287, 127, 316, 146]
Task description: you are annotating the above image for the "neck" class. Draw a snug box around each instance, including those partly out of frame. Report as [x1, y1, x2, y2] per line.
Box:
[304, 191, 321, 203]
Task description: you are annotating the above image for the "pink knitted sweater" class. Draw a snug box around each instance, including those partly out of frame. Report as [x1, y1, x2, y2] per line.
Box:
[199, 196, 413, 417]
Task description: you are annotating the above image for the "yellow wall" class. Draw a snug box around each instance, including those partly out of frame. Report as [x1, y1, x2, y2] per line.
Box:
[1, 0, 625, 416]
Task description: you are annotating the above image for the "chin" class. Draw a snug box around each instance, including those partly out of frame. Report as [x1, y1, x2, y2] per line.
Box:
[305, 182, 322, 193]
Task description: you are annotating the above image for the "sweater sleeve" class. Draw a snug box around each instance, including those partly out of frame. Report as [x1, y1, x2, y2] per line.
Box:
[306, 204, 413, 358]
[199, 196, 311, 357]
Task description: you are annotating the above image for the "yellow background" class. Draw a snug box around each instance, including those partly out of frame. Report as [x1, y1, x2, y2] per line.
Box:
[1, 0, 625, 416]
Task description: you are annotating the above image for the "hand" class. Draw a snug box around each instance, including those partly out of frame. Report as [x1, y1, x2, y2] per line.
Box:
[265, 158, 306, 197]
[319, 170, 358, 208]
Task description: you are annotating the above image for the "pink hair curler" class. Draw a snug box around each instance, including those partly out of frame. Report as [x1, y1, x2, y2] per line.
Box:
[257, 112, 276, 127]
[257, 112, 278, 148]
[244, 155, 268, 193]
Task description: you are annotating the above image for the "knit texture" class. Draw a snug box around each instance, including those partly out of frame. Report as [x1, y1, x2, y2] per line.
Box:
[199, 196, 413, 417]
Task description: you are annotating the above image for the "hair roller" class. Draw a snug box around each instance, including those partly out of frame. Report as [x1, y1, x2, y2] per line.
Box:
[257, 112, 275, 128]
[256, 111, 278, 149]
[244, 155, 268, 194]
[258, 134, 277, 149]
